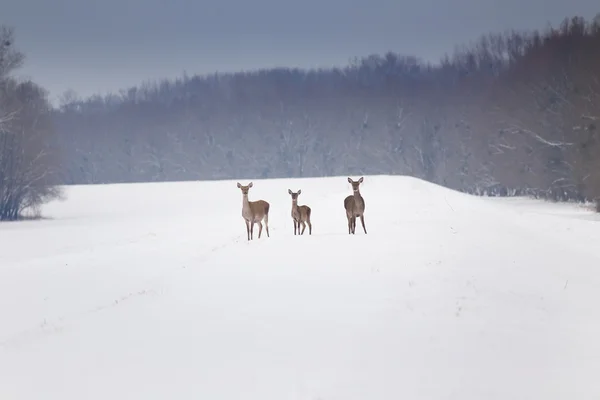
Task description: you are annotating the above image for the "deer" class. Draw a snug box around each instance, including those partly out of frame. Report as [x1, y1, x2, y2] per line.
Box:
[236, 182, 270, 241]
[288, 189, 312, 235]
[344, 176, 367, 235]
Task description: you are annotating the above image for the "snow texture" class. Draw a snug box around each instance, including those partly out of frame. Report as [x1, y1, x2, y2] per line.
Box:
[1, 175, 600, 399]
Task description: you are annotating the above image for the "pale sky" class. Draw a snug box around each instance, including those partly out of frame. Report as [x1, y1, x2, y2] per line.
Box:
[3, 0, 599, 104]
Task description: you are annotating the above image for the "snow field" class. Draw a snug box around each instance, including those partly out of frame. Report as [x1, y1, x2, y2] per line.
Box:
[1, 175, 599, 399]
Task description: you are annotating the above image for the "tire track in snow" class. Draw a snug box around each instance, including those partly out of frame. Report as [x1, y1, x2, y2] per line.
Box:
[0, 232, 243, 351]
[0, 288, 162, 350]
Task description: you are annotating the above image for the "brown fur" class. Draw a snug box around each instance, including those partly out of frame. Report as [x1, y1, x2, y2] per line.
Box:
[344, 176, 367, 234]
[288, 189, 312, 235]
[237, 182, 270, 241]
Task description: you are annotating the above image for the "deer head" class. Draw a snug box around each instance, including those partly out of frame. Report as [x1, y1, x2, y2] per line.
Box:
[347, 177, 364, 193]
[287, 189, 302, 202]
[237, 182, 253, 195]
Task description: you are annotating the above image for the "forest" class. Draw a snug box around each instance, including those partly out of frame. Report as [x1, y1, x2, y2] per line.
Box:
[2, 14, 600, 220]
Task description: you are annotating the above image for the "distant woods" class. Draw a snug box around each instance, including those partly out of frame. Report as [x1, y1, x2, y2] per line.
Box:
[2, 14, 600, 222]
[53, 15, 600, 206]
[0, 26, 62, 220]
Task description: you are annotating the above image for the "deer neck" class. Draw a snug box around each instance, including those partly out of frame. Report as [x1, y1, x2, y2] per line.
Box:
[291, 199, 299, 210]
[242, 194, 252, 211]
[353, 190, 364, 206]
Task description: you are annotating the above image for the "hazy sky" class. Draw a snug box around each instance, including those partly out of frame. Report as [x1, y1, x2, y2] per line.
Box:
[3, 0, 599, 104]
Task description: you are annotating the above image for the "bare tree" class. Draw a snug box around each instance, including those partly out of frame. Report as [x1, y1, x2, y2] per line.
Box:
[0, 27, 63, 221]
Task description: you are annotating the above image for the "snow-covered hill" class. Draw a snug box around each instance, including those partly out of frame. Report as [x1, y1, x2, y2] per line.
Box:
[1, 175, 599, 399]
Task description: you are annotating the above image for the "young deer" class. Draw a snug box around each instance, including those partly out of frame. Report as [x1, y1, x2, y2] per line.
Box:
[237, 182, 270, 241]
[344, 176, 367, 234]
[288, 189, 312, 235]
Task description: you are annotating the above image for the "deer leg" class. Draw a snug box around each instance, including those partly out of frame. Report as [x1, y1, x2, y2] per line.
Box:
[360, 215, 367, 234]
[250, 221, 254, 240]
[347, 215, 352, 234]
[258, 221, 264, 238]
[264, 214, 270, 238]
[351, 216, 356, 234]
[300, 221, 306, 235]
[245, 220, 250, 241]
[307, 220, 312, 235]
[293, 219, 297, 235]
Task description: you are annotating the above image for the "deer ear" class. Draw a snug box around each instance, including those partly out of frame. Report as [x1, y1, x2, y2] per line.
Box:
[248, 182, 253, 188]
[347, 177, 352, 183]
[297, 189, 301, 195]
[358, 177, 364, 183]
[288, 189, 292, 195]
[237, 182, 241, 188]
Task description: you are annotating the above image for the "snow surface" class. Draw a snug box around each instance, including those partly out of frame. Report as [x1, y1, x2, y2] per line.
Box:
[1, 175, 600, 400]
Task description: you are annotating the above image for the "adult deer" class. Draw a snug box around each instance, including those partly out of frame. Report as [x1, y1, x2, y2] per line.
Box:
[344, 176, 367, 234]
[236, 182, 270, 241]
[288, 189, 312, 235]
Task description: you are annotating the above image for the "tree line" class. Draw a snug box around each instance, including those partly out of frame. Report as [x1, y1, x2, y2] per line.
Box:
[1, 14, 600, 220]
